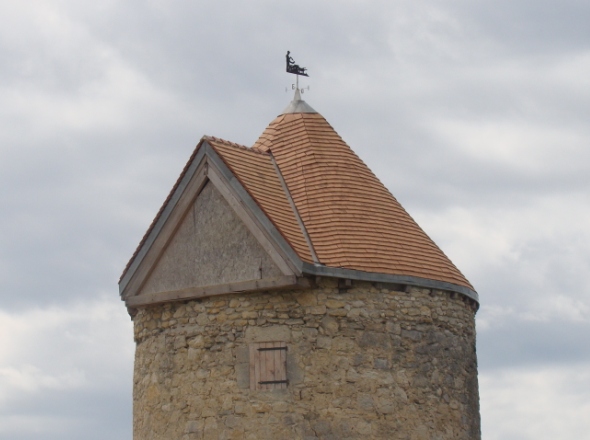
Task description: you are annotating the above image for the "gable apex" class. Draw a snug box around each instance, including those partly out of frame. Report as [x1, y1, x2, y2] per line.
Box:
[119, 139, 309, 307]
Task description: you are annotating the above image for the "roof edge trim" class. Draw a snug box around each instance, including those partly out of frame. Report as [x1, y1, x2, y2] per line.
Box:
[301, 262, 479, 304]
[269, 154, 320, 264]
[119, 144, 207, 294]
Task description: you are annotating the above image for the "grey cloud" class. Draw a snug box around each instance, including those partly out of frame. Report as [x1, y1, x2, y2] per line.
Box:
[478, 319, 590, 370]
[1, 0, 589, 439]
[455, 0, 590, 55]
[0, 387, 131, 440]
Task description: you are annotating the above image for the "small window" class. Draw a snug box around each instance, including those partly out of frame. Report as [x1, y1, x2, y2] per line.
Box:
[249, 342, 288, 390]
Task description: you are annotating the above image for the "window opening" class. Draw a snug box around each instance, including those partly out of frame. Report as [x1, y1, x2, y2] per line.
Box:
[249, 342, 288, 390]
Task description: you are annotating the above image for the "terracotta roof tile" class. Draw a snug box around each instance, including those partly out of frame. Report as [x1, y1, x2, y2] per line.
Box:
[205, 137, 313, 264]
[252, 112, 474, 290]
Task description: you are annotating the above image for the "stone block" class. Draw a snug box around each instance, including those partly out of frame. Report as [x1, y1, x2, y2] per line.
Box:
[325, 299, 345, 309]
[235, 362, 249, 389]
[309, 305, 326, 315]
[320, 316, 339, 335]
[316, 335, 332, 349]
[302, 327, 318, 339]
[359, 331, 389, 348]
[174, 336, 187, 349]
[295, 291, 317, 307]
[327, 308, 348, 317]
[241, 311, 258, 319]
[187, 347, 200, 360]
[245, 325, 291, 342]
[374, 358, 389, 369]
[402, 329, 422, 341]
[185, 420, 202, 434]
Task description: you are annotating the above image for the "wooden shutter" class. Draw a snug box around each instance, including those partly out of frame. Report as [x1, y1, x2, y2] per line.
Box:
[249, 342, 288, 390]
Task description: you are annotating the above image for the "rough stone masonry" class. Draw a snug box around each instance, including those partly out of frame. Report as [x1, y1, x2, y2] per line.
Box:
[132, 278, 479, 440]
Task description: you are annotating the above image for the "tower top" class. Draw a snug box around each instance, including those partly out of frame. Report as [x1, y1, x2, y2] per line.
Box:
[120, 92, 478, 306]
[282, 88, 317, 114]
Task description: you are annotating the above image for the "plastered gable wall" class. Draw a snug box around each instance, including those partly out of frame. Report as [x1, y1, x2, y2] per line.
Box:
[139, 181, 283, 297]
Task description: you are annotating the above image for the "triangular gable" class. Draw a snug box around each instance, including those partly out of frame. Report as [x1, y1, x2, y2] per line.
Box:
[138, 182, 286, 296]
[120, 140, 308, 308]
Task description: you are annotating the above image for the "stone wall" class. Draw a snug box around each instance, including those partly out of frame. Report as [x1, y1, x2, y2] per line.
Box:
[132, 278, 480, 440]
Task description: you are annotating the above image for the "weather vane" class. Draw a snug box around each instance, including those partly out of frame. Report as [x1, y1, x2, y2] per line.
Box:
[285, 51, 310, 95]
[285, 51, 309, 77]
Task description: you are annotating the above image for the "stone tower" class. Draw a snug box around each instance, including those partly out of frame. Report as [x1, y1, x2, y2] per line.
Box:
[119, 91, 480, 439]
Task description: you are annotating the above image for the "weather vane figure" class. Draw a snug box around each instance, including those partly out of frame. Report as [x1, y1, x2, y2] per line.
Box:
[286, 51, 309, 77]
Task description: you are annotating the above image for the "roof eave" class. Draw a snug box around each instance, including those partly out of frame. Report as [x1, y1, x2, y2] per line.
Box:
[300, 262, 480, 305]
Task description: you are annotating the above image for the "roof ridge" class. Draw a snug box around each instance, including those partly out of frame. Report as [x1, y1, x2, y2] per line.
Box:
[263, 113, 354, 263]
[205, 135, 270, 156]
[274, 114, 312, 225]
[269, 152, 320, 264]
[251, 114, 288, 152]
[297, 114, 356, 260]
[208, 138, 314, 263]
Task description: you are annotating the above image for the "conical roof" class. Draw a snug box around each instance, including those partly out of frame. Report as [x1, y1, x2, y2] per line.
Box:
[249, 94, 474, 292]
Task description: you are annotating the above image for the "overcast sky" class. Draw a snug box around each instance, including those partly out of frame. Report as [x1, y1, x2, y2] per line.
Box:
[1, 1, 589, 439]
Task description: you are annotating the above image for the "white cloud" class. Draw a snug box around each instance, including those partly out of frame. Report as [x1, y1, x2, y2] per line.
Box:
[480, 364, 590, 440]
[0, 365, 86, 394]
[0, 296, 133, 405]
[417, 192, 590, 305]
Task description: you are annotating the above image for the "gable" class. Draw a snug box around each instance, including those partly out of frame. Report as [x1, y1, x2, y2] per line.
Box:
[139, 182, 284, 297]
[120, 141, 315, 309]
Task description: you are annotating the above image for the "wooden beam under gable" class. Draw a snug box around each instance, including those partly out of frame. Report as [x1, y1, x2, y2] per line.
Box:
[127, 276, 310, 308]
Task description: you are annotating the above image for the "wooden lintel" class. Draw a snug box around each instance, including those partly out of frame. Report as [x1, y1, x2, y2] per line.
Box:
[126, 276, 311, 308]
